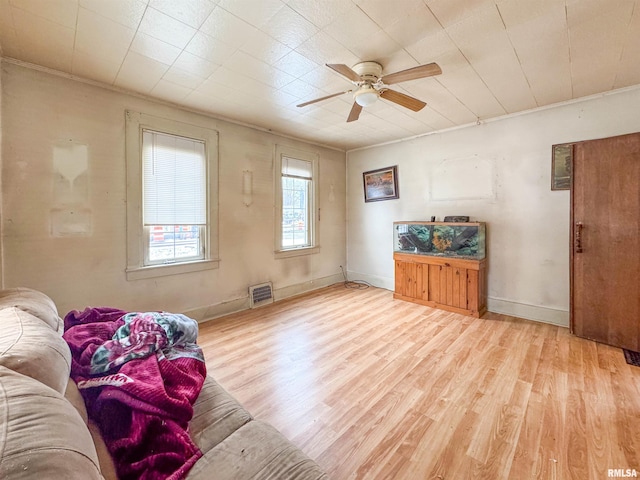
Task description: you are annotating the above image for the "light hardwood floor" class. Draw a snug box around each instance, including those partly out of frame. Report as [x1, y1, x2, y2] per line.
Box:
[198, 284, 640, 479]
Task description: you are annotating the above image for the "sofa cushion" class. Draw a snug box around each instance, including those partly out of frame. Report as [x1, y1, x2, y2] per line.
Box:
[65, 378, 89, 424]
[186, 420, 327, 480]
[0, 366, 103, 479]
[64, 379, 119, 480]
[189, 376, 253, 453]
[0, 307, 71, 393]
[88, 420, 119, 480]
[0, 287, 62, 333]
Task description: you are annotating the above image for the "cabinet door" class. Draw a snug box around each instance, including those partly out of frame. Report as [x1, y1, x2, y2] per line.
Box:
[395, 260, 419, 298]
[452, 266, 468, 309]
[428, 264, 469, 308]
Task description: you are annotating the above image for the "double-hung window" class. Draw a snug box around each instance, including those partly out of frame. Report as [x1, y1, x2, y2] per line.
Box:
[275, 146, 319, 258]
[142, 130, 206, 265]
[126, 111, 219, 280]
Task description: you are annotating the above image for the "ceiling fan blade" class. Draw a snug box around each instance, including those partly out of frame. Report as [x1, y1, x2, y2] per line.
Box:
[326, 63, 362, 83]
[347, 102, 363, 122]
[380, 89, 426, 112]
[296, 91, 351, 108]
[381, 62, 442, 85]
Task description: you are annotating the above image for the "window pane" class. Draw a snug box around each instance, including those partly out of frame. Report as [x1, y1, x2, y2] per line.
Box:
[281, 177, 310, 248]
[148, 225, 202, 263]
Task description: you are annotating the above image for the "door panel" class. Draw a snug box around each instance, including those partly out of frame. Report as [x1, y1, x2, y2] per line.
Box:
[571, 132, 640, 351]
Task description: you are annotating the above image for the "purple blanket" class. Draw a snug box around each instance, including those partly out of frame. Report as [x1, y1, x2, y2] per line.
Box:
[63, 307, 207, 480]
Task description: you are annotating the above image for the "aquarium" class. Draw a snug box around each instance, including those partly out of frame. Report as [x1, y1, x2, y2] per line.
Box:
[393, 222, 486, 259]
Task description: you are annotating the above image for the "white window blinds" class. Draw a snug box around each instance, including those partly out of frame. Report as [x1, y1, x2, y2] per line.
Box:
[142, 130, 206, 225]
[282, 156, 312, 179]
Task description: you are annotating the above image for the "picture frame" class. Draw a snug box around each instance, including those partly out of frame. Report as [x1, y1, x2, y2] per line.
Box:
[551, 143, 573, 190]
[363, 165, 399, 202]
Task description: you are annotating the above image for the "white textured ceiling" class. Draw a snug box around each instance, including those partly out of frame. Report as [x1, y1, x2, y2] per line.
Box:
[1, 0, 639, 150]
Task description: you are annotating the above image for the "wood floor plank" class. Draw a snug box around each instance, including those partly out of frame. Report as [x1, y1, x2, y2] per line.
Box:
[565, 389, 589, 478]
[198, 285, 640, 479]
[508, 393, 545, 479]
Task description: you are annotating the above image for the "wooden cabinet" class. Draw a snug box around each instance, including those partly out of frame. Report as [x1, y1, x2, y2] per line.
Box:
[394, 253, 487, 317]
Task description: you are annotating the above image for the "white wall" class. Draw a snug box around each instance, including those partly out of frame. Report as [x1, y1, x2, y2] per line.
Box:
[0, 62, 346, 318]
[0, 59, 3, 288]
[346, 86, 640, 326]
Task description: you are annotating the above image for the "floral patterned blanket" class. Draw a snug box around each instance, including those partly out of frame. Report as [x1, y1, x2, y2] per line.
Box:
[90, 311, 204, 374]
[63, 307, 207, 480]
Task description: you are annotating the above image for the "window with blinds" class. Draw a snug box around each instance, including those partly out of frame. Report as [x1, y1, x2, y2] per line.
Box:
[142, 130, 206, 265]
[281, 156, 313, 249]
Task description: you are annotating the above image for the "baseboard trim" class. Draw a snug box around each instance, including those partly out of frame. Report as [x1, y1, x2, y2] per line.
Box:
[183, 297, 249, 324]
[187, 273, 344, 323]
[345, 271, 394, 290]
[487, 297, 569, 327]
[187, 275, 570, 328]
[273, 273, 344, 302]
[344, 271, 570, 327]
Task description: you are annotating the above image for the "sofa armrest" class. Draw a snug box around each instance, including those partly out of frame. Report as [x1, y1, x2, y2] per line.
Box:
[0, 367, 104, 479]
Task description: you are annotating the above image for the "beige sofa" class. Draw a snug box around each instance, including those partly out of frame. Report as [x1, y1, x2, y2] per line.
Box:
[0, 288, 327, 480]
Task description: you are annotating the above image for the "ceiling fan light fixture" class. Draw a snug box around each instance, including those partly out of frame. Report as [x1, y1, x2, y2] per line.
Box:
[301, 60, 440, 121]
[354, 85, 379, 107]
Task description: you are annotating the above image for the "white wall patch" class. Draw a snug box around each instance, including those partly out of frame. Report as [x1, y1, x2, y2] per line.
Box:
[431, 156, 495, 201]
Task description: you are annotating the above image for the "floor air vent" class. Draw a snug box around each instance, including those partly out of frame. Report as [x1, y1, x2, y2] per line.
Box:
[249, 282, 274, 308]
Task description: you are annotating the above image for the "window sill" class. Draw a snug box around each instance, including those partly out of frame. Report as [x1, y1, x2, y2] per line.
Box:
[274, 246, 319, 259]
[126, 258, 220, 281]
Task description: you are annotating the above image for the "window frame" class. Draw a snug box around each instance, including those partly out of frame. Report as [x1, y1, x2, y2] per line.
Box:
[274, 145, 319, 259]
[125, 111, 219, 280]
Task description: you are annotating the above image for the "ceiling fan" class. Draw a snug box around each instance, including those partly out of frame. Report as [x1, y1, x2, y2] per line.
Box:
[296, 61, 442, 122]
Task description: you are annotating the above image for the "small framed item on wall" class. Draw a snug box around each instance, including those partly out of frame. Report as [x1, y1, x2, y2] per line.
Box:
[551, 143, 573, 190]
[363, 165, 399, 202]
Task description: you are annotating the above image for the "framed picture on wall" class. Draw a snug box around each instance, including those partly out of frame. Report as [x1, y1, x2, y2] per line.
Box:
[363, 165, 399, 202]
[551, 143, 573, 190]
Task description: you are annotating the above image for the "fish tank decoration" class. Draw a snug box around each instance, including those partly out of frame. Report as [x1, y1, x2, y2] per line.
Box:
[394, 222, 486, 259]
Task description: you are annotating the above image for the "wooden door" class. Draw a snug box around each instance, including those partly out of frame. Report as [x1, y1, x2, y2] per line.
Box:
[571, 132, 640, 351]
